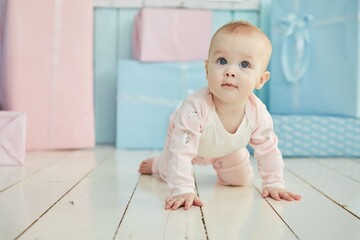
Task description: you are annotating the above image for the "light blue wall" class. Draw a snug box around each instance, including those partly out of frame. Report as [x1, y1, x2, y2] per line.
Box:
[94, 9, 118, 144]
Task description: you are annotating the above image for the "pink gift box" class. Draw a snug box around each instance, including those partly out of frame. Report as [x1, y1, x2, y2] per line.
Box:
[0, 0, 94, 150]
[0, 112, 26, 165]
[132, 8, 212, 62]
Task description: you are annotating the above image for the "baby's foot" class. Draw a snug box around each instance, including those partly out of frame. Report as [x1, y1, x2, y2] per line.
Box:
[138, 158, 154, 175]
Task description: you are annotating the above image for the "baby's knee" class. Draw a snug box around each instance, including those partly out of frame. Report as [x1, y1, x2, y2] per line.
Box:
[217, 172, 252, 187]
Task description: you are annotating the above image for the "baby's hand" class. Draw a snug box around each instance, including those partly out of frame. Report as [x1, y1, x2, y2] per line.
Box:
[262, 187, 302, 201]
[165, 193, 204, 210]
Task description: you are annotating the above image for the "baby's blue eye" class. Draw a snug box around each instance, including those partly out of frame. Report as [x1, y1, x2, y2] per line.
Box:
[240, 61, 250, 68]
[217, 57, 227, 65]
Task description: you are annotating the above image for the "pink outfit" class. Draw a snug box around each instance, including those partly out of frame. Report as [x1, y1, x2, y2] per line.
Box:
[152, 87, 285, 196]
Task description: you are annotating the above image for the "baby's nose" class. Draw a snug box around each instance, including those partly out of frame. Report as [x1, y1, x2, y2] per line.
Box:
[225, 72, 236, 77]
[225, 67, 236, 77]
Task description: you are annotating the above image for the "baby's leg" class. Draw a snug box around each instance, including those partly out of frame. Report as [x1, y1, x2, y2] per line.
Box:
[139, 116, 174, 176]
[212, 148, 253, 186]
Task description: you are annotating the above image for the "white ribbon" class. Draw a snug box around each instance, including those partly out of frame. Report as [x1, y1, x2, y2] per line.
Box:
[280, 13, 313, 83]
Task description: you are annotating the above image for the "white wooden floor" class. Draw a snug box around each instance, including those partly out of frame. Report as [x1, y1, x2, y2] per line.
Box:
[1, 146, 360, 240]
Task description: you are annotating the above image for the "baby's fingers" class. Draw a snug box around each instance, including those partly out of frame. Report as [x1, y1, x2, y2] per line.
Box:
[165, 194, 203, 210]
[277, 191, 302, 201]
[262, 188, 281, 201]
[193, 196, 204, 207]
[261, 188, 270, 198]
[278, 192, 293, 201]
[172, 199, 185, 210]
[270, 191, 281, 201]
[165, 196, 186, 210]
[288, 192, 302, 201]
[165, 198, 175, 210]
[184, 198, 193, 210]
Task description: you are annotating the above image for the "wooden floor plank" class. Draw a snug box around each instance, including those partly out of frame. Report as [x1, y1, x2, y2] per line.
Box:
[350, 158, 360, 165]
[18, 150, 150, 240]
[252, 158, 360, 240]
[0, 181, 75, 240]
[0, 148, 112, 239]
[27, 147, 112, 183]
[285, 159, 360, 218]
[194, 165, 298, 240]
[0, 151, 71, 192]
[114, 174, 207, 240]
[315, 158, 360, 183]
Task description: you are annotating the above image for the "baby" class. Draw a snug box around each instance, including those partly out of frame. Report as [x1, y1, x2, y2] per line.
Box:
[139, 20, 301, 210]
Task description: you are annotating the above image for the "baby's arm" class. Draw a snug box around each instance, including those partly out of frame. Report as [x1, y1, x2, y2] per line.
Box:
[165, 98, 207, 210]
[249, 98, 301, 201]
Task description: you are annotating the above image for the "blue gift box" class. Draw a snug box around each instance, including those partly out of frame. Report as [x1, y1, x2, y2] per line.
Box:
[269, 0, 360, 117]
[116, 60, 206, 149]
[273, 115, 360, 157]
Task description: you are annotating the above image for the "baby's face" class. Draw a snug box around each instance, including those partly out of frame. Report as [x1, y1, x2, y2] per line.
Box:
[205, 31, 270, 104]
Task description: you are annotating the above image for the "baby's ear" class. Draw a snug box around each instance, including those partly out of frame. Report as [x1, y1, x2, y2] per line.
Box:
[256, 71, 270, 89]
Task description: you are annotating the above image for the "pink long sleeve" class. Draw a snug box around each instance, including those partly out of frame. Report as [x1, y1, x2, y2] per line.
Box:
[166, 94, 209, 196]
[248, 95, 285, 190]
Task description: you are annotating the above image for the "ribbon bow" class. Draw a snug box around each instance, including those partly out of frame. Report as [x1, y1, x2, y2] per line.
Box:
[280, 13, 313, 83]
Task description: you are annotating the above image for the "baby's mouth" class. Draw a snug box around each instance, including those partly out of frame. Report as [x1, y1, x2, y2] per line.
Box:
[221, 83, 238, 88]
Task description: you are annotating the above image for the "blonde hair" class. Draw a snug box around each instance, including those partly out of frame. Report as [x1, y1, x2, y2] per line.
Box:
[209, 20, 272, 70]
[214, 21, 260, 35]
